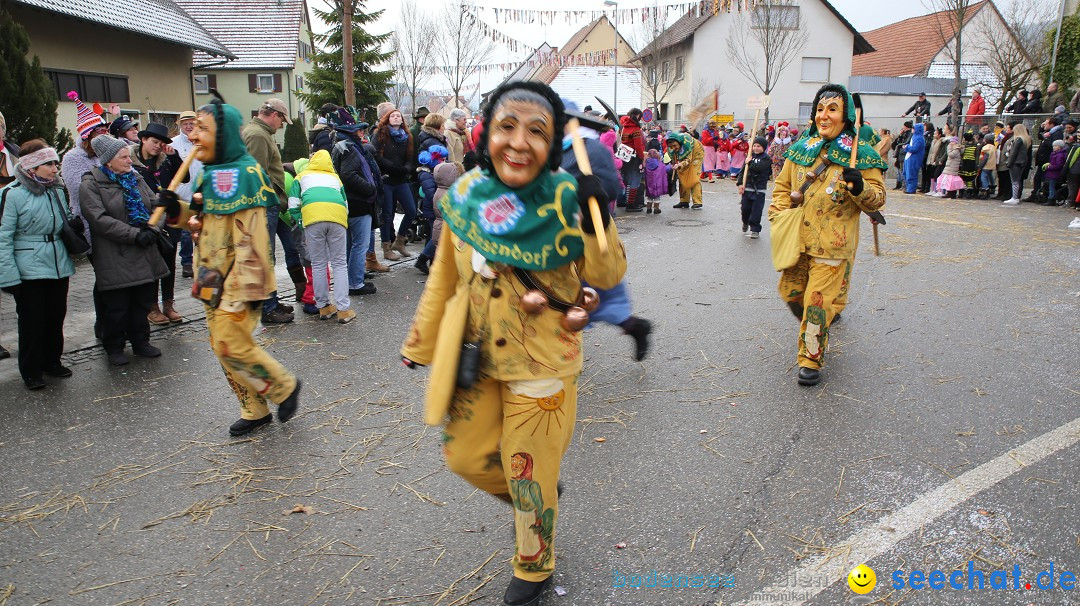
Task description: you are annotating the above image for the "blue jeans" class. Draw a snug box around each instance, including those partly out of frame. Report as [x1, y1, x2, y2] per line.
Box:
[347, 215, 372, 289]
[263, 204, 301, 314]
[621, 159, 643, 191]
[1048, 178, 1058, 200]
[381, 182, 417, 241]
[179, 230, 193, 267]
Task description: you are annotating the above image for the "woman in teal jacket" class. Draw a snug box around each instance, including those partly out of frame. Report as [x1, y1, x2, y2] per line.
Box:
[0, 140, 77, 389]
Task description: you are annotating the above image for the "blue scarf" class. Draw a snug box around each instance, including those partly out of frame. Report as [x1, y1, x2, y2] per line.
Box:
[101, 165, 150, 225]
[390, 126, 409, 143]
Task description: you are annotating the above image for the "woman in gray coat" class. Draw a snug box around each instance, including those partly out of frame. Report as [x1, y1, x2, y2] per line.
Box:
[78, 135, 169, 366]
[1003, 123, 1031, 205]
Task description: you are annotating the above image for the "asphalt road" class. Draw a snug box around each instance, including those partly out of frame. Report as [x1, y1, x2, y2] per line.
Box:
[0, 183, 1077, 606]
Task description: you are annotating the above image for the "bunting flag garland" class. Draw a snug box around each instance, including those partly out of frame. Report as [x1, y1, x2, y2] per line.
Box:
[462, 0, 762, 25]
[413, 49, 621, 77]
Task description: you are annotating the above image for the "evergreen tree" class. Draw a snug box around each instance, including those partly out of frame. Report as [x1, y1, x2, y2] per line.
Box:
[0, 7, 72, 153]
[299, 1, 394, 116]
[1043, 11, 1080, 98]
[281, 116, 309, 164]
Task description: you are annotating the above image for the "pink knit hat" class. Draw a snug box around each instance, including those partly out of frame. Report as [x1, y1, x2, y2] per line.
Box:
[67, 91, 105, 139]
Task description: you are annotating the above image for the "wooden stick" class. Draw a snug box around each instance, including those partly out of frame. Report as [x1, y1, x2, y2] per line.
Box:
[566, 119, 608, 255]
[846, 109, 881, 257]
[148, 145, 201, 226]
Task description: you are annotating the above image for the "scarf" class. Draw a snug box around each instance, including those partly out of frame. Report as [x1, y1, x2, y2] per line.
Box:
[101, 165, 150, 225]
[439, 167, 584, 271]
[784, 85, 888, 171]
[390, 126, 409, 143]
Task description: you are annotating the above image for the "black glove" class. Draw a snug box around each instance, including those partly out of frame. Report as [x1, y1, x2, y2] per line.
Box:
[842, 168, 865, 197]
[155, 190, 181, 218]
[576, 175, 611, 234]
[1, 284, 20, 297]
[134, 227, 157, 248]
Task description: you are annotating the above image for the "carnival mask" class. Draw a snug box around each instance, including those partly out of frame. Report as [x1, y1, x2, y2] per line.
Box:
[815, 95, 844, 140]
[193, 112, 216, 163]
[488, 99, 553, 188]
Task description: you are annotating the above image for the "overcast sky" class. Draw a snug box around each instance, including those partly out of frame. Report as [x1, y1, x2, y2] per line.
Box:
[309, 0, 1029, 98]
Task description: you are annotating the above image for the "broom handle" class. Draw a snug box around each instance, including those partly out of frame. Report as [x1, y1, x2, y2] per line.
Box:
[566, 119, 608, 255]
[148, 145, 201, 226]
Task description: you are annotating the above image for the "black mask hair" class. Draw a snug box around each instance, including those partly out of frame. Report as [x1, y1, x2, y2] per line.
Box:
[476, 81, 566, 176]
[810, 84, 853, 133]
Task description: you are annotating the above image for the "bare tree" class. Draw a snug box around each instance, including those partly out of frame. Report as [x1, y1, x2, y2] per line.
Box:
[725, 0, 807, 121]
[972, 0, 1053, 113]
[438, 2, 494, 110]
[923, 0, 976, 126]
[388, 0, 434, 122]
[629, 5, 684, 117]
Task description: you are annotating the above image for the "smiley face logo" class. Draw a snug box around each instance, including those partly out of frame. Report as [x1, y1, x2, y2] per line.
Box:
[847, 564, 876, 594]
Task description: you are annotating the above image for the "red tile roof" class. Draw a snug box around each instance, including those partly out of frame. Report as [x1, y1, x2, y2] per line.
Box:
[851, 1, 988, 77]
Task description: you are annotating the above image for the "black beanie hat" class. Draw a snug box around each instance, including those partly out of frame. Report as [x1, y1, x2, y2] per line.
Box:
[754, 136, 768, 149]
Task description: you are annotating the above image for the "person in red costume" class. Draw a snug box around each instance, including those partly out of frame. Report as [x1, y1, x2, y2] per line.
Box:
[619, 109, 647, 212]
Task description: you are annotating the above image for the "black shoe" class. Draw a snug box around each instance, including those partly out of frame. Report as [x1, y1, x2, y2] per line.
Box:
[691, 203, 702, 210]
[625, 204, 645, 213]
[44, 364, 73, 378]
[646, 206, 653, 214]
[182, 264, 194, 278]
[797, 366, 821, 386]
[277, 380, 301, 423]
[349, 283, 377, 295]
[229, 413, 272, 436]
[504, 576, 550, 606]
[624, 318, 652, 361]
[673, 202, 689, 209]
[132, 343, 162, 358]
[108, 351, 129, 366]
[24, 376, 46, 390]
[414, 254, 430, 274]
[365, 271, 375, 279]
[262, 308, 294, 324]
[832, 312, 842, 325]
[0, 345, 9, 360]
[1039, 199, 1057, 206]
[787, 301, 804, 321]
[742, 222, 748, 232]
[276, 303, 294, 314]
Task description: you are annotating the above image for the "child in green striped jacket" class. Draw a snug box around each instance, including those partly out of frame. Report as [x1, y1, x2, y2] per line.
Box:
[288, 150, 354, 324]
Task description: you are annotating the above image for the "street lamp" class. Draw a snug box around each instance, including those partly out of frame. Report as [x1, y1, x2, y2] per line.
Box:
[605, 0, 618, 119]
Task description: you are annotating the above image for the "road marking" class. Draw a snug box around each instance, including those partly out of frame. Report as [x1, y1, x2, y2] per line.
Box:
[888, 212, 974, 226]
[746, 416, 1080, 605]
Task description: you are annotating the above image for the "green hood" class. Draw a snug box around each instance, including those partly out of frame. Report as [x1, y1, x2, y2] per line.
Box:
[665, 132, 694, 160]
[784, 83, 887, 171]
[203, 101, 249, 166]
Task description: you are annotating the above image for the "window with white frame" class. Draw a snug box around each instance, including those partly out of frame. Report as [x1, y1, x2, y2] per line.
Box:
[798, 102, 813, 123]
[193, 75, 210, 94]
[752, 4, 799, 29]
[648, 65, 657, 86]
[675, 56, 685, 80]
[295, 75, 304, 92]
[257, 74, 274, 93]
[674, 104, 683, 121]
[661, 61, 670, 83]
[801, 57, 831, 82]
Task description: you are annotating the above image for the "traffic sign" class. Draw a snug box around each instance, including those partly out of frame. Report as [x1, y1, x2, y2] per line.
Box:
[746, 95, 771, 110]
[642, 108, 654, 122]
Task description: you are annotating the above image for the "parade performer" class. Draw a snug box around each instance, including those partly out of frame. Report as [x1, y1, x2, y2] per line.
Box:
[768, 122, 793, 179]
[167, 96, 301, 436]
[400, 81, 625, 606]
[769, 83, 887, 386]
[701, 122, 719, 182]
[715, 128, 731, 178]
[666, 131, 705, 209]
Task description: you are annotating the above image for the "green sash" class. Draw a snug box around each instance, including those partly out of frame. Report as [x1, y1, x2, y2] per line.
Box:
[439, 167, 584, 271]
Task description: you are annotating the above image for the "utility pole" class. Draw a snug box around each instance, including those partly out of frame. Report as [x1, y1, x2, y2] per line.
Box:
[343, 0, 355, 107]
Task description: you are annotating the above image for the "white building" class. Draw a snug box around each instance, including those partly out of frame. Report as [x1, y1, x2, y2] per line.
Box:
[632, 1, 872, 127]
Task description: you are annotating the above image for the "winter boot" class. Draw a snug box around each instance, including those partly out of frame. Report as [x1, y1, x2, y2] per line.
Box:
[162, 300, 183, 323]
[367, 251, 389, 272]
[147, 304, 170, 326]
[287, 265, 308, 303]
[382, 241, 402, 262]
[391, 235, 411, 258]
[625, 187, 644, 212]
[414, 254, 431, 275]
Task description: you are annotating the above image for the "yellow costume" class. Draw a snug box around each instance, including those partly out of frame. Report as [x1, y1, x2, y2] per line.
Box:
[768, 84, 886, 376]
[666, 133, 704, 206]
[402, 167, 625, 581]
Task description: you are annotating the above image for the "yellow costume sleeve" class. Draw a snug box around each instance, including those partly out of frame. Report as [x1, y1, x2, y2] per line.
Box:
[401, 232, 460, 365]
[769, 160, 795, 221]
[574, 221, 627, 290]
